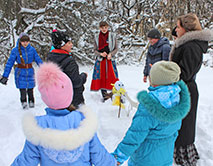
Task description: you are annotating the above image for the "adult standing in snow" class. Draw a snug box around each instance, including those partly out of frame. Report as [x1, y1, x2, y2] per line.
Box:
[0, 32, 43, 109]
[90, 21, 119, 102]
[170, 13, 213, 166]
[11, 62, 116, 166]
[47, 30, 87, 109]
[143, 28, 171, 83]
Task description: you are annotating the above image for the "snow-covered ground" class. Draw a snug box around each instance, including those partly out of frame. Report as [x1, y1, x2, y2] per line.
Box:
[0, 64, 213, 166]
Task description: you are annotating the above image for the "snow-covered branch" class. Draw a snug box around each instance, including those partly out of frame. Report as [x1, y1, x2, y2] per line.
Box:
[19, 8, 46, 15]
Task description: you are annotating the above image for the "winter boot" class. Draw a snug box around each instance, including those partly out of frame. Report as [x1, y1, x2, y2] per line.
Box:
[105, 92, 113, 100]
[22, 102, 28, 109]
[101, 92, 113, 102]
[29, 101, 35, 108]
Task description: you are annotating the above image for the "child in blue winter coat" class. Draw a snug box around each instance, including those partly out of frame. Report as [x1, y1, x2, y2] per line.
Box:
[11, 62, 116, 166]
[0, 32, 43, 109]
[113, 61, 190, 166]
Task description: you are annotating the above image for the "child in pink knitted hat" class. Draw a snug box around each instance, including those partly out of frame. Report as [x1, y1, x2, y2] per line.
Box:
[11, 62, 116, 166]
[36, 62, 73, 109]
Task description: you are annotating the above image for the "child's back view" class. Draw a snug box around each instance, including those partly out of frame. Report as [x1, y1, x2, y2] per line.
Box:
[113, 61, 190, 166]
[11, 62, 116, 166]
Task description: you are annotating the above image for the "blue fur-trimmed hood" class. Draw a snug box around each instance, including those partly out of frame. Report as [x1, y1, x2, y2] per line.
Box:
[137, 80, 190, 123]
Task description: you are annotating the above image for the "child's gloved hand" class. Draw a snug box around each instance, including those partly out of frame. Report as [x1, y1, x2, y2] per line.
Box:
[111, 148, 128, 165]
[143, 76, 147, 83]
[0, 77, 8, 85]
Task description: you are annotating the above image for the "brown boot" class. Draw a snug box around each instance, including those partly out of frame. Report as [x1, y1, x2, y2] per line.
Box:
[102, 92, 113, 102]
[105, 92, 113, 100]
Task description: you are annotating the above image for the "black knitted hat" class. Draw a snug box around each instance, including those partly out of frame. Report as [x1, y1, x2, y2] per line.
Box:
[51, 31, 71, 49]
[147, 28, 161, 39]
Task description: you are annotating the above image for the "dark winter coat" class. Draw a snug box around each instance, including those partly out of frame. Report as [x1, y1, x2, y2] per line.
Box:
[2, 40, 42, 89]
[170, 29, 213, 147]
[143, 37, 171, 76]
[47, 49, 87, 107]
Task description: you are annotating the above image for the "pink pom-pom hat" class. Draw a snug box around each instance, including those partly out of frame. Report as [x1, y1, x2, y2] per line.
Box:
[35, 62, 73, 109]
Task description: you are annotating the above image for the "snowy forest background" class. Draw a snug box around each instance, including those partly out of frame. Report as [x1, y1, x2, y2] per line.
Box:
[0, 0, 212, 66]
[0, 1, 213, 165]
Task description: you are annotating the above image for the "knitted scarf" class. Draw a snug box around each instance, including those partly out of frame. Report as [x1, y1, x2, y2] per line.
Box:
[98, 31, 109, 50]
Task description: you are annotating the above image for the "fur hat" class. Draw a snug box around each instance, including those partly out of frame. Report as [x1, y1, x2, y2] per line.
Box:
[150, 61, 181, 86]
[178, 13, 202, 32]
[35, 62, 73, 109]
[147, 28, 161, 39]
[51, 31, 71, 49]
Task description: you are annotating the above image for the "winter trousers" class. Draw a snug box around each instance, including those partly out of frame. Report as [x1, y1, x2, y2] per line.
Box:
[19, 88, 34, 103]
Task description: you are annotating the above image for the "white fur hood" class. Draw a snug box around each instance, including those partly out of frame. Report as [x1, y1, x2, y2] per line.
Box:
[22, 105, 98, 151]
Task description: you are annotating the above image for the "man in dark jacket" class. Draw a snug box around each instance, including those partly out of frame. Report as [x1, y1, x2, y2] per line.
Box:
[47, 30, 87, 108]
[143, 28, 171, 82]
